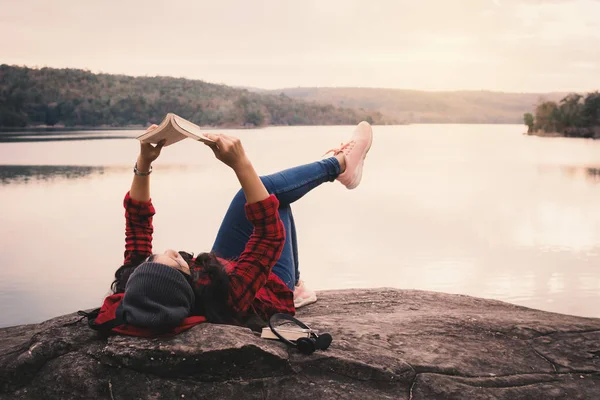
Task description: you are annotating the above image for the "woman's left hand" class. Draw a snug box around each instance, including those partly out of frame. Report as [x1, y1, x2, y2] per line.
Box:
[203, 133, 249, 171]
[138, 125, 165, 165]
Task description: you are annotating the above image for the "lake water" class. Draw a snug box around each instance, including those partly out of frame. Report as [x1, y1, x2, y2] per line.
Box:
[1, 124, 599, 328]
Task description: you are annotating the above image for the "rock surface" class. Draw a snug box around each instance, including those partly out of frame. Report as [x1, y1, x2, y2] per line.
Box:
[1, 289, 599, 399]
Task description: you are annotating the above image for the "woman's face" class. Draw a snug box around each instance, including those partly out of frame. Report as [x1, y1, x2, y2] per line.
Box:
[148, 249, 191, 276]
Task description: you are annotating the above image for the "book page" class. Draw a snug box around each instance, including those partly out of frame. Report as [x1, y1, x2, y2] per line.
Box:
[137, 124, 187, 147]
[172, 115, 214, 142]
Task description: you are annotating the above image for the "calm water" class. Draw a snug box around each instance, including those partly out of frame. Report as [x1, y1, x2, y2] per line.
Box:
[1, 124, 599, 328]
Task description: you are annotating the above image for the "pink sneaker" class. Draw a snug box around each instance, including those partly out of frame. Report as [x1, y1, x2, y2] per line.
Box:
[293, 280, 317, 309]
[325, 121, 373, 189]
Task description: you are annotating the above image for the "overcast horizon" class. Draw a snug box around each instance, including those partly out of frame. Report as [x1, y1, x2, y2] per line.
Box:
[1, 0, 599, 93]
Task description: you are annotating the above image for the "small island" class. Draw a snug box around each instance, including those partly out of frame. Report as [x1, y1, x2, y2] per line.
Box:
[524, 92, 600, 139]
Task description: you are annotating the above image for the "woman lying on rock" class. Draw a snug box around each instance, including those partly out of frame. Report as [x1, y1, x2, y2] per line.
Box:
[89, 122, 373, 336]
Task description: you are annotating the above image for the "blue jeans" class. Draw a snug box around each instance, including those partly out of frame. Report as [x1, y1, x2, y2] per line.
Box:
[211, 157, 341, 290]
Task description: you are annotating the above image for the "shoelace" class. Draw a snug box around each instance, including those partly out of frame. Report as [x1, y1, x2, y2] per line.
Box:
[323, 140, 355, 157]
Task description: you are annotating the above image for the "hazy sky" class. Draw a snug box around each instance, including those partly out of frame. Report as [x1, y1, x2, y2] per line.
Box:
[1, 0, 599, 92]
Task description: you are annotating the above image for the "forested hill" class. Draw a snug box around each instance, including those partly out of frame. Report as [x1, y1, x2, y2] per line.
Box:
[265, 87, 568, 124]
[0, 65, 387, 128]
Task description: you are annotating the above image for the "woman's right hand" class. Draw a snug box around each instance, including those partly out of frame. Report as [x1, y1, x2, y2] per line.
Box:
[205, 133, 268, 203]
[138, 124, 164, 167]
[203, 133, 249, 171]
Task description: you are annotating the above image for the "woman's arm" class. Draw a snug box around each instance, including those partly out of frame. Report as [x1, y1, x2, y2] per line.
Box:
[123, 126, 165, 263]
[227, 194, 285, 314]
[233, 160, 269, 204]
[129, 156, 153, 202]
[130, 125, 164, 202]
[203, 134, 284, 315]
[204, 134, 268, 203]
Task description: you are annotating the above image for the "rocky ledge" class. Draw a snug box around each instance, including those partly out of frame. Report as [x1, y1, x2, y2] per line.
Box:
[1, 289, 599, 400]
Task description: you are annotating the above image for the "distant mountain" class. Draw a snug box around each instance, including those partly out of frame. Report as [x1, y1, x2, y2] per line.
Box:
[266, 87, 569, 124]
[0, 65, 387, 128]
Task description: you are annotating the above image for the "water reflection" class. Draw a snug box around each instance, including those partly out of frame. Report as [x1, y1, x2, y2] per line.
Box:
[538, 165, 600, 184]
[0, 129, 137, 143]
[0, 127, 133, 133]
[0, 164, 203, 185]
[0, 135, 134, 143]
[587, 168, 600, 182]
[0, 128, 135, 135]
[0, 165, 106, 184]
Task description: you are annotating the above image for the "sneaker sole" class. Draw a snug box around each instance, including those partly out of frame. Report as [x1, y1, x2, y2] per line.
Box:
[346, 123, 373, 189]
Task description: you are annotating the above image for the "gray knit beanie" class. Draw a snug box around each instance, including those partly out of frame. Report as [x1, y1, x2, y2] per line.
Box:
[119, 262, 195, 328]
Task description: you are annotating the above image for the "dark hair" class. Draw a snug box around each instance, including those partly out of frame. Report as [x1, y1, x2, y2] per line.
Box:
[111, 252, 234, 324]
[111, 253, 148, 294]
[187, 253, 234, 324]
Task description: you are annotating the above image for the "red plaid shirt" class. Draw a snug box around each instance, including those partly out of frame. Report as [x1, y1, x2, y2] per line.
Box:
[123, 192, 295, 321]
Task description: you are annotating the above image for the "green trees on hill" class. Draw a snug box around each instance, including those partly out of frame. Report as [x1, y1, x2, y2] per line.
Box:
[525, 92, 600, 138]
[582, 92, 600, 127]
[0, 65, 383, 128]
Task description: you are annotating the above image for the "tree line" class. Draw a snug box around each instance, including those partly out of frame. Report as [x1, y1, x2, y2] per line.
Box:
[524, 92, 600, 138]
[0, 65, 384, 128]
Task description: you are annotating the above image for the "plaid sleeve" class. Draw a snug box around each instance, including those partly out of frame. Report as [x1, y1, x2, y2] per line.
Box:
[123, 191, 155, 264]
[228, 194, 285, 315]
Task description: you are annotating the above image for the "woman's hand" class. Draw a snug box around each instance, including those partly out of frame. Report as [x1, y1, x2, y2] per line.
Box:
[138, 125, 165, 168]
[203, 133, 249, 171]
[131, 125, 163, 202]
[204, 133, 268, 203]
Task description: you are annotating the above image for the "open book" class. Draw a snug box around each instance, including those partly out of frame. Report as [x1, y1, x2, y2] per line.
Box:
[136, 113, 215, 147]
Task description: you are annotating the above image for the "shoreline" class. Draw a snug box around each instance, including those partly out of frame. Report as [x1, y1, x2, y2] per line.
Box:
[0, 121, 529, 132]
[0, 124, 257, 132]
[526, 126, 600, 140]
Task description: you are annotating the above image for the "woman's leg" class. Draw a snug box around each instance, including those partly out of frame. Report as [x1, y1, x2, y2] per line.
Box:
[212, 122, 373, 298]
[268, 206, 297, 289]
[288, 210, 300, 284]
[210, 191, 298, 289]
[211, 157, 341, 288]
[260, 157, 341, 206]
